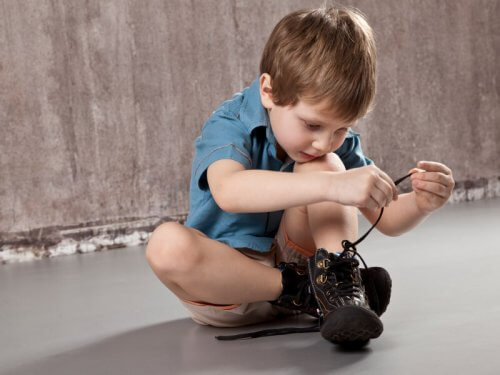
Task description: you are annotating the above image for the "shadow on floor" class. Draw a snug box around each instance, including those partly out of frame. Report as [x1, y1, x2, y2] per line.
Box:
[4, 315, 386, 375]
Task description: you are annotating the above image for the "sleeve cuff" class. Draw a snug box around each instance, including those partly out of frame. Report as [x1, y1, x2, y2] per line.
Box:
[193, 144, 252, 191]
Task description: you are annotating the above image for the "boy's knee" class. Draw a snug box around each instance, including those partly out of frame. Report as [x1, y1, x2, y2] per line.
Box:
[146, 222, 200, 275]
[293, 152, 346, 173]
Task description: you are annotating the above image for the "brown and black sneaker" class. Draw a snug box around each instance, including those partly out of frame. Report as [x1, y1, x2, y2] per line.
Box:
[308, 248, 383, 347]
[215, 251, 391, 343]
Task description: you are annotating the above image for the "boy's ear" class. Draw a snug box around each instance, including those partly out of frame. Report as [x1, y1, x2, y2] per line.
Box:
[259, 73, 274, 109]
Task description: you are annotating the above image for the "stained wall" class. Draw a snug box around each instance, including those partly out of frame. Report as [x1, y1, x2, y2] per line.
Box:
[1, 1, 498, 261]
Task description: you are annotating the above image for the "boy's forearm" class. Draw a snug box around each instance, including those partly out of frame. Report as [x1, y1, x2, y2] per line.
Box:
[219, 169, 334, 213]
[377, 192, 431, 236]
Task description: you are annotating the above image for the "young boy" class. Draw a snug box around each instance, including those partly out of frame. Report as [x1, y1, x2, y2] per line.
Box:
[145, 6, 455, 346]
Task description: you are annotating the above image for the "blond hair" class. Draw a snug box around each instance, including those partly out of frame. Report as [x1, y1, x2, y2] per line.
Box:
[260, 6, 377, 123]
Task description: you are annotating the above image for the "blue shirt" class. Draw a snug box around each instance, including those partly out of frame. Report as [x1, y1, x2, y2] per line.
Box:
[185, 78, 374, 252]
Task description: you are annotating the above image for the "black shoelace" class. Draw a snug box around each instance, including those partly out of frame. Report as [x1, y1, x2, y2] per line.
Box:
[215, 172, 414, 341]
[288, 269, 320, 318]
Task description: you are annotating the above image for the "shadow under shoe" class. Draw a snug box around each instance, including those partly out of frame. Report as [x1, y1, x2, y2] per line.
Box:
[308, 248, 383, 345]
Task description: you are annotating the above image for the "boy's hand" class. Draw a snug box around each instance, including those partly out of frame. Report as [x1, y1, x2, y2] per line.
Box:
[327, 165, 399, 209]
[409, 161, 455, 214]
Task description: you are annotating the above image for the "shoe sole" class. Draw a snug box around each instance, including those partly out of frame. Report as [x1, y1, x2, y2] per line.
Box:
[320, 305, 383, 344]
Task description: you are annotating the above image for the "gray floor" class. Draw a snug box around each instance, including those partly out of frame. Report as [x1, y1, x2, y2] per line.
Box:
[1, 198, 500, 375]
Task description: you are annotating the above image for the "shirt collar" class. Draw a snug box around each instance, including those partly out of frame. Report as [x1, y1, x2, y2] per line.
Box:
[239, 78, 277, 147]
[239, 80, 290, 166]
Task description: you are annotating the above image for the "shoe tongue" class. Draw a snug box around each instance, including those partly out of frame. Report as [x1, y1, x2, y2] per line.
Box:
[332, 251, 359, 268]
[334, 250, 354, 259]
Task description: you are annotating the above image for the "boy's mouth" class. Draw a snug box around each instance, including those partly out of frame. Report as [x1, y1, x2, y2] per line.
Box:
[301, 152, 317, 159]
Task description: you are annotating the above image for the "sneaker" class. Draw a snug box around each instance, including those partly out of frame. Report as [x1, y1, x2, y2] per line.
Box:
[308, 248, 383, 346]
[215, 251, 391, 343]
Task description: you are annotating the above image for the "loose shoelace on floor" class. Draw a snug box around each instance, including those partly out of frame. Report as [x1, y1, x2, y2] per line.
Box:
[215, 172, 414, 341]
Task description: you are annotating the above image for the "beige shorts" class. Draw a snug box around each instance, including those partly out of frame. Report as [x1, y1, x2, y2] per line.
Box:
[179, 218, 316, 328]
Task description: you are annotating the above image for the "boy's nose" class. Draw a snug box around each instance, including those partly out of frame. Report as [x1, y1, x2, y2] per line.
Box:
[312, 137, 332, 154]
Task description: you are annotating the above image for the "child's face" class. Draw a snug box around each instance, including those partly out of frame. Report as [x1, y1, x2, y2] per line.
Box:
[260, 75, 351, 163]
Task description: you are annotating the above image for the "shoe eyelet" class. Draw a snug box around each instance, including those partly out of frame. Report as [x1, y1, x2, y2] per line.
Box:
[317, 259, 331, 269]
[316, 274, 327, 284]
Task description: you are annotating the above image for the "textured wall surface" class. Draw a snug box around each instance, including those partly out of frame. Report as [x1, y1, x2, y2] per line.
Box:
[1, 0, 499, 262]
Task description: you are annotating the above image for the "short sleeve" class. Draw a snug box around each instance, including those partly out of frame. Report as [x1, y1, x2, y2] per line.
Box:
[334, 130, 374, 169]
[192, 112, 252, 191]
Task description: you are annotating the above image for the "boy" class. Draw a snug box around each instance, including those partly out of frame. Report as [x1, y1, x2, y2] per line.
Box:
[145, 6, 455, 347]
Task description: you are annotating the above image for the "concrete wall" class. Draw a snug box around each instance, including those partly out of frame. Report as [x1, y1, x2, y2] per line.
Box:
[1, 0, 499, 262]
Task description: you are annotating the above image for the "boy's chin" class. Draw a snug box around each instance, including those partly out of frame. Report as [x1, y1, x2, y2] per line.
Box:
[280, 149, 317, 163]
[295, 151, 318, 163]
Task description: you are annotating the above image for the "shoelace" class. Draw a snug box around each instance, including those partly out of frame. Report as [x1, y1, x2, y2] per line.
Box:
[288, 269, 320, 317]
[325, 256, 363, 299]
[215, 172, 414, 341]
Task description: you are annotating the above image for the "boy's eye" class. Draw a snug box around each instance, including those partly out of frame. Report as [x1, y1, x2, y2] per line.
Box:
[306, 123, 321, 130]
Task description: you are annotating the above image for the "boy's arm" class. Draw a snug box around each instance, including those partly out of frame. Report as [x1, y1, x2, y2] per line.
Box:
[208, 158, 401, 212]
[358, 192, 430, 237]
[207, 159, 333, 212]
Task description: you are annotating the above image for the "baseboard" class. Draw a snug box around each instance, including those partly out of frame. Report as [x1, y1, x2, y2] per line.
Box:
[0, 214, 187, 264]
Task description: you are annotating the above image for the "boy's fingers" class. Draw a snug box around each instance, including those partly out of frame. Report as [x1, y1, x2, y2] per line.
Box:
[373, 182, 389, 206]
[368, 196, 381, 210]
[413, 171, 449, 186]
[375, 172, 398, 202]
[413, 180, 449, 199]
[417, 161, 452, 175]
[378, 172, 398, 201]
[409, 167, 426, 175]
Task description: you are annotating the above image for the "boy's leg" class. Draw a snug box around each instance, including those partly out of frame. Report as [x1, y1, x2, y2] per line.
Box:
[281, 152, 358, 256]
[145, 222, 283, 305]
[275, 154, 385, 345]
[262, 153, 359, 318]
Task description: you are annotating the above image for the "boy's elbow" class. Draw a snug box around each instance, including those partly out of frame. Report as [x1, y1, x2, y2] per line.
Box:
[383, 230, 403, 238]
[367, 217, 399, 237]
[378, 226, 404, 237]
[215, 197, 239, 213]
[212, 190, 230, 212]
[211, 184, 240, 213]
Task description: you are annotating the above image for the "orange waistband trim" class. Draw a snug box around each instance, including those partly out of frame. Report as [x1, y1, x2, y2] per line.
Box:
[182, 299, 241, 311]
[281, 223, 316, 258]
